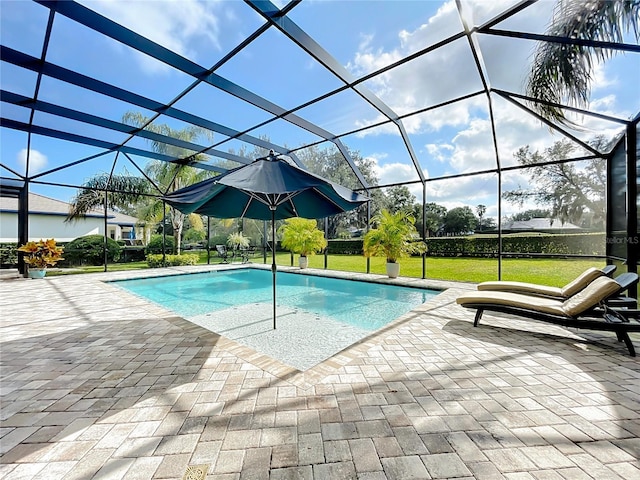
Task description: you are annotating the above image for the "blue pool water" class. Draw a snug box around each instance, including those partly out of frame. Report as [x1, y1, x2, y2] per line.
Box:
[112, 268, 438, 331]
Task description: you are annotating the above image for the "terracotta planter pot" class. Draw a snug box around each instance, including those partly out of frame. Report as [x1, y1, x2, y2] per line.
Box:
[386, 262, 400, 278]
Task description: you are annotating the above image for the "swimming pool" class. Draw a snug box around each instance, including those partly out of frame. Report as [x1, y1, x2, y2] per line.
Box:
[112, 268, 438, 331]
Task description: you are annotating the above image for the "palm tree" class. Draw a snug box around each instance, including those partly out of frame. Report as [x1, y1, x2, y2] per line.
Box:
[141, 157, 211, 254]
[68, 114, 216, 253]
[526, 0, 639, 125]
[66, 172, 151, 221]
[123, 112, 215, 253]
[476, 204, 487, 232]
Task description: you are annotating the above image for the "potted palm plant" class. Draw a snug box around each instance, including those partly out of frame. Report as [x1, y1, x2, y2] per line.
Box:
[279, 218, 328, 269]
[227, 232, 251, 262]
[17, 238, 65, 278]
[227, 232, 250, 250]
[363, 209, 426, 278]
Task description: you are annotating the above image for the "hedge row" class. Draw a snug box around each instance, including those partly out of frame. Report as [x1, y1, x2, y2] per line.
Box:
[427, 233, 605, 257]
[146, 254, 199, 268]
[326, 239, 364, 255]
[327, 233, 606, 257]
[2, 233, 607, 268]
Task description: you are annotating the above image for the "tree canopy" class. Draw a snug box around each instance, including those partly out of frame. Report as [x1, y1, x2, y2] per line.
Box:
[298, 145, 384, 238]
[443, 206, 477, 235]
[503, 139, 606, 229]
[509, 209, 552, 222]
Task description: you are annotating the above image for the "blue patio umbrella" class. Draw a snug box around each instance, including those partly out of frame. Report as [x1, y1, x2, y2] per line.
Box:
[162, 151, 369, 329]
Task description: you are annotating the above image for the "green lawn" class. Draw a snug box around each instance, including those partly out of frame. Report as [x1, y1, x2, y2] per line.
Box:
[50, 252, 605, 288]
[282, 254, 604, 287]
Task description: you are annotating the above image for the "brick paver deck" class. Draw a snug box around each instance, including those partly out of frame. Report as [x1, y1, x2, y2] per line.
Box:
[1, 265, 639, 479]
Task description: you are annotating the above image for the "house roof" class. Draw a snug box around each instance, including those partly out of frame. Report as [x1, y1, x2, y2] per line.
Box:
[0, 192, 140, 226]
[502, 218, 581, 231]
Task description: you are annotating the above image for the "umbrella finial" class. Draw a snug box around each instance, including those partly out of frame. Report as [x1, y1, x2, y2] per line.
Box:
[268, 149, 275, 160]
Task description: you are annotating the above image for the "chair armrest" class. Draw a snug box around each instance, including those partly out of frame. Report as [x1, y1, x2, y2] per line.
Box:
[606, 297, 638, 308]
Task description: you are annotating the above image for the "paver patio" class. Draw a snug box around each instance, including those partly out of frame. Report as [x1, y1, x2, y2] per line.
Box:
[1, 265, 639, 479]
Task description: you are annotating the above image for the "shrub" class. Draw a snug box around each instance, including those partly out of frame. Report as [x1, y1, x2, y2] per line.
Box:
[146, 253, 199, 267]
[63, 235, 121, 266]
[146, 234, 175, 254]
[184, 228, 205, 244]
[0, 244, 18, 267]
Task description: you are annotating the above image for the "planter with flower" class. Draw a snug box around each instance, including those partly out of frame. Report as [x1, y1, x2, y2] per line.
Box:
[17, 238, 65, 278]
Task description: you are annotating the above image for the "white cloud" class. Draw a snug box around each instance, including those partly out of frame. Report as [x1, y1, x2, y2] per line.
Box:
[369, 153, 417, 184]
[347, 3, 477, 130]
[590, 94, 617, 110]
[83, 0, 224, 73]
[591, 60, 617, 92]
[17, 148, 47, 174]
[426, 143, 454, 163]
[400, 0, 459, 48]
[428, 174, 496, 202]
[346, 1, 552, 134]
[342, 2, 629, 221]
[443, 95, 626, 174]
[347, 0, 627, 179]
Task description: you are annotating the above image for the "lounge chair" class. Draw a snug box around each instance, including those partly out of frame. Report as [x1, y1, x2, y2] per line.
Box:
[216, 244, 230, 263]
[456, 273, 640, 356]
[477, 265, 617, 299]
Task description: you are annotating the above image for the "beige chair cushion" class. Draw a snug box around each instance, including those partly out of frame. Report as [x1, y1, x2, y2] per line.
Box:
[560, 276, 620, 316]
[456, 291, 566, 316]
[457, 275, 620, 318]
[477, 267, 603, 298]
[477, 281, 563, 297]
[559, 267, 604, 297]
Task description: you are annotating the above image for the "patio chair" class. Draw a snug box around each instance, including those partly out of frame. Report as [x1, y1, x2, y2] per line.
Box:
[456, 272, 640, 356]
[476, 265, 617, 299]
[216, 244, 230, 264]
[237, 246, 256, 264]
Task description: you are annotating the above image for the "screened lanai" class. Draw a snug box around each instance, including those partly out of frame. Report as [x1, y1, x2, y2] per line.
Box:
[1, 0, 638, 290]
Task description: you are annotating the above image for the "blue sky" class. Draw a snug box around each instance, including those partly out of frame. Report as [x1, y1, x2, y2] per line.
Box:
[1, 0, 638, 221]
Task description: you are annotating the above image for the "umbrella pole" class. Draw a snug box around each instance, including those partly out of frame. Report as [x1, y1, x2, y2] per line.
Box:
[271, 209, 276, 329]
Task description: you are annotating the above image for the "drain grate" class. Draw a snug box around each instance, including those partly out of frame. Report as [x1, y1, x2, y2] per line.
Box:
[182, 464, 209, 480]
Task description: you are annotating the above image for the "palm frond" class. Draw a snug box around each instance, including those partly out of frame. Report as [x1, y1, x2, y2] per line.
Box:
[66, 173, 151, 222]
[526, 0, 640, 125]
